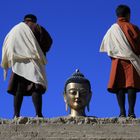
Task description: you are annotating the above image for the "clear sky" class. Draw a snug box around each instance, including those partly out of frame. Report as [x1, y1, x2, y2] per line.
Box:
[0, 0, 140, 119]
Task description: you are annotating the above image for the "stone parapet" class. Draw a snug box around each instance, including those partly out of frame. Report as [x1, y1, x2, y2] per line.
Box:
[0, 117, 140, 140]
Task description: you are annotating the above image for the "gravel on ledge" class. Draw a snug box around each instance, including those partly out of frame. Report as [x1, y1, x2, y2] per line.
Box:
[0, 116, 140, 125]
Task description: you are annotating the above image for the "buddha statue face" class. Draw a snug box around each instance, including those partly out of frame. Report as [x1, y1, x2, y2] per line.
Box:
[63, 70, 92, 117]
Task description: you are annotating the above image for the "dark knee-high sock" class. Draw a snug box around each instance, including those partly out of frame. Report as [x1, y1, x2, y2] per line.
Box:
[116, 89, 126, 116]
[32, 92, 43, 117]
[14, 92, 23, 117]
[128, 88, 136, 115]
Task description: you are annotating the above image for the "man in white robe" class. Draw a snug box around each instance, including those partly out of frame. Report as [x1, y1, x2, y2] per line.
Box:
[1, 14, 52, 118]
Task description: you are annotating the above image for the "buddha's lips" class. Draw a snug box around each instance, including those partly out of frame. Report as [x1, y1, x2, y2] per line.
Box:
[74, 99, 81, 103]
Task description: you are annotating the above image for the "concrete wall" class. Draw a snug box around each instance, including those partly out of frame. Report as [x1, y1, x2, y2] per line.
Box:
[0, 117, 140, 140]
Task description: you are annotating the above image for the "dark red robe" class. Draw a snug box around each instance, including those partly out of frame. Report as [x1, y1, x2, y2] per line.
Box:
[108, 17, 140, 93]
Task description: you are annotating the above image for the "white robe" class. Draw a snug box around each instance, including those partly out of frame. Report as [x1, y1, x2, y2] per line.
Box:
[100, 23, 140, 77]
[1, 22, 47, 88]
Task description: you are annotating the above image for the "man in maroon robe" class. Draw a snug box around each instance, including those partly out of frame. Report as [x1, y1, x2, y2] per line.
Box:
[101, 5, 140, 118]
[4, 14, 52, 118]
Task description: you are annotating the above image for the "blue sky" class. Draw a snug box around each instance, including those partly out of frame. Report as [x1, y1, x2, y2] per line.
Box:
[0, 0, 140, 118]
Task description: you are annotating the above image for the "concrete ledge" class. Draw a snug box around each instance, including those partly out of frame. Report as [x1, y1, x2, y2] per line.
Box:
[0, 117, 140, 140]
[1, 116, 140, 124]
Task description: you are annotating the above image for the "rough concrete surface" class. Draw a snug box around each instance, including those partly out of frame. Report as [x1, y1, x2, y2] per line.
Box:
[0, 116, 140, 140]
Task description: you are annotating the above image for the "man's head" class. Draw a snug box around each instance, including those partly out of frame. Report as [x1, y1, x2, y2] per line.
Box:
[116, 5, 130, 20]
[63, 69, 92, 117]
[24, 14, 37, 23]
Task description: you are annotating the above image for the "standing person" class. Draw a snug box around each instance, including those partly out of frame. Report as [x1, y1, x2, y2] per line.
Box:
[100, 5, 140, 118]
[1, 14, 53, 118]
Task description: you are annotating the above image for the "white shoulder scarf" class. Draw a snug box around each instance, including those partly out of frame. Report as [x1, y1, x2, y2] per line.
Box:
[100, 23, 140, 76]
[1, 22, 47, 88]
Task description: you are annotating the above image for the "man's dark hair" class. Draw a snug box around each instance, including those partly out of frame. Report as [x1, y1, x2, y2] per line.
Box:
[116, 5, 130, 17]
[24, 14, 37, 23]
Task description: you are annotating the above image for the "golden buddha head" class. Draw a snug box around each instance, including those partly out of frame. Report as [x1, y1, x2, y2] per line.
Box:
[63, 69, 92, 117]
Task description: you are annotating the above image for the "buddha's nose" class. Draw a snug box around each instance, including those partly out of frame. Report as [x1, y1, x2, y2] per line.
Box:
[75, 91, 80, 98]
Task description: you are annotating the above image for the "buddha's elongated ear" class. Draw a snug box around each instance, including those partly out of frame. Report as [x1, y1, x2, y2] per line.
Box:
[87, 104, 90, 112]
[87, 91, 92, 112]
[63, 92, 68, 112]
[63, 92, 67, 102]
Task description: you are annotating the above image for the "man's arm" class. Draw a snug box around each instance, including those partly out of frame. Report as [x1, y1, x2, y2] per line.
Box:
[39, 26, 53, 54]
